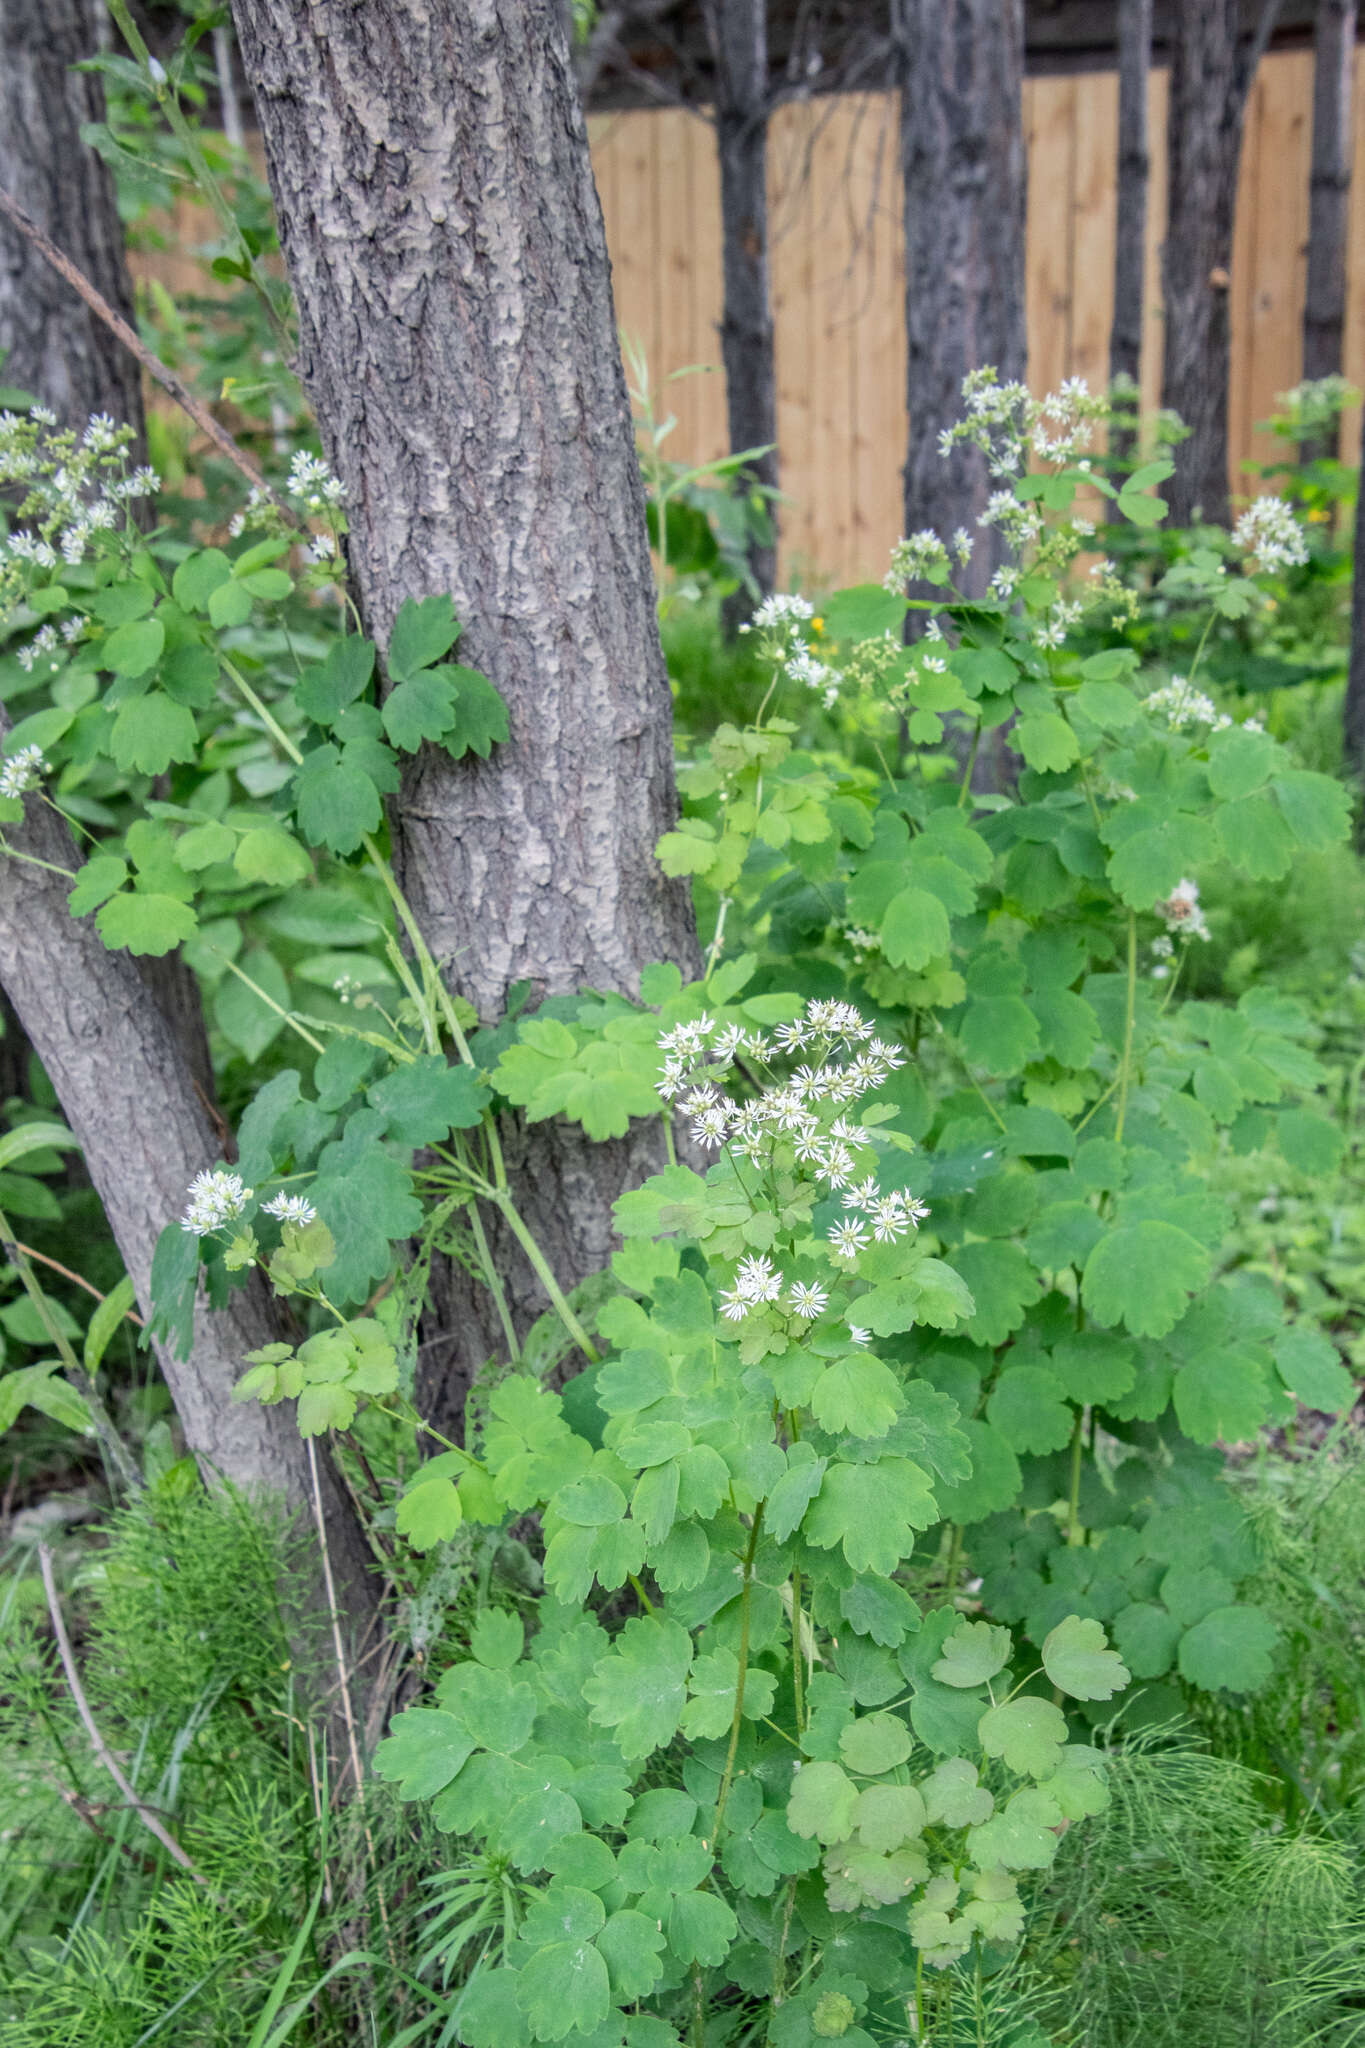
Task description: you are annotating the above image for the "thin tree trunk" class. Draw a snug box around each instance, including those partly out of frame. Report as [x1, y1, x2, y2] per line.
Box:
[704, 0, 779, 619]
[1109, 0, 1152, 458]
[230, 0, 700, 1441]
[893, 0, 1027, 603]
[1303, 0, 1357, 461]
[0, 751, 377, 1659]
[1344, 400, 1365, 786]
[1162, 0, 1284, 526]
[0, 0, 142, 435]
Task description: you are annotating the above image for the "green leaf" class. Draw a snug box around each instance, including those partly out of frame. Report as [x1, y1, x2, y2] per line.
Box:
[295, 636, 376, 725]
[1042, 1616, 1129, 1701]
[1277, 1107, 1344, 1176]
[454, 1971, 524, 2048]
[968, 1787, 1066, 1870]
[960, 996, 1041, 1076]
[68, 854, 129, 918]
[367, 1056, 490, 1146]
[1081, 1221, 1210, 1339]
[804, 1457, 937, 1577]
[1273, 1324, 1353, 1411]
[372, 1708, 475, 1799]
[296, 1381, 356, 1434]
[382, 668, 459, 751]
[839, 1711, 914, 1775]
[597, 1911, 665, 2001]
[1272, 767, 1351, 850]
[1206, 725, 1277, 800]
[1111, 1602, 1182, 1679]
[207, 578, 253, 628]
[96, 892, 197, 957]
[84, 1274, 136, 1375]
[1172, 1345, 1273, 1445]
[172, 548, 232, 612]
[986, 1366, 1072, 1454]
[214, 946, 290, 1062]
[310, 1111, 424, 1306]
[441, 664, 510, 759]
[396, 1474, 464, 1550]
[931, 1621, 1010, 1689]
[293, 744, 383, 855]
[766, 1449, 828, 1543]
[787, 1760, 860, 1843]
[516, 1934, 611, 2043]
[853, 1782, 928, 1851]
[109, 693, 198, 775]
[930, 1419, 1021, 1525]
[921, 1758, 993, 1828]
[233, 827, 313, 887]
[0, 1120, 77, 1175]
[953, 1242, 1040, 1348]
[880, 887, 951, 970]
[681, 1648, 776, 1739]
[977, 1697, 1068, 1778]
[809, 1352, 903, 1439]
[667, 1889, 738, 1967]
[176, 820, 235, 871]
[583, 1615, 693, 1760]
[1015, 711, 1078, 774]
[1177, 1604, 1279, 1693]
[102, 616, 165, 677]
[388, 594, 460, 680]
[1216, 794, 1295, 880]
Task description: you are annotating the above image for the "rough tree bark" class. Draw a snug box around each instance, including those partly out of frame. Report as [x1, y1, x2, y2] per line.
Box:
[230, 0, 700, 1441]
[703, 0, 779, 615]
[892, 0, 1027, 603]
[1162, 0, 1284, 527]
[1109, 0, 1152, 457]
[0, 0, 142, 433]
[1303, 0, 1357, 459]
[0, 746, 377, 1655]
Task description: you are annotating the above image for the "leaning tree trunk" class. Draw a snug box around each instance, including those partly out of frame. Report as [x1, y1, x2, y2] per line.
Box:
[704, 0, 779, 620]
[230, 0, 700, 1443]
[1303, 0, 1357, 461]
[1109, 0, 1152, 459]
[0, 0, 142, 434]
[893, 0, 1027, 603]
[1162, 1, 1283, 526]
[1344, 401, 1365, 790]
[0, 747, 378, 1663]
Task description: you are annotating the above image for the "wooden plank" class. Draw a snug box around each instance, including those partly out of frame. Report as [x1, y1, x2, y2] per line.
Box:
[1241, 49, 1313, 490]
[771, 100, 819, 583]
[1228, 69, 1263, 492]
[607, 112, 661, 416]
[1070, 68, 1118, 393]
[1140, 62, 1168, 430]
[809, 96, 859, 584]
[1026, 73, 1078, 397]
[682, 109, 729, 469]
[1339, 45, 1365, 463]
[847, 92, 905, 583]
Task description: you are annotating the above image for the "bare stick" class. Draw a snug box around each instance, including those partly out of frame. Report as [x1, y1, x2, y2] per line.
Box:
[0, 183, 290, 515]
[37, 1542, 214, 1890]
[10, 1240, 144, 1325]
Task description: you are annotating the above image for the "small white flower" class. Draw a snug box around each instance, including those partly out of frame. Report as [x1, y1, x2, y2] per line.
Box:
[788, 1282, 829, 1320]
[262, 1192, 318, 1226]
[1233, 494, 1308, 574]
[720, 1289, 749, 1322]
[736, 1253, 783, 1305]
[752, 593, 814, 631]
[0, 744, 48, 798]
[1155, 877, 1210, 942]
[180, 1168, 253, 1236]
[828, 1219, 868, 1259]
[848, 1326, 871, 1347]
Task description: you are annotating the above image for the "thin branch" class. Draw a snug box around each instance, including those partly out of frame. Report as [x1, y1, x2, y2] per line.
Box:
[0, 183, 290, 516]
[37, 1542, 215, 1892]
[9, 1241, 144, 1325]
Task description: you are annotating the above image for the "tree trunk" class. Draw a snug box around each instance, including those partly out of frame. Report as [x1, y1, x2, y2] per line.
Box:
[1109, 0, 1152, 458]
[0, 0, 142, 434]
[1303, 0, 1357, 459]
[893, 0, 1027, 603]
[703, 0, 779, 620]
[0, 752, 378, 1651]
[230, 0, 700, 1442]
[1162, 1, 1283, 526]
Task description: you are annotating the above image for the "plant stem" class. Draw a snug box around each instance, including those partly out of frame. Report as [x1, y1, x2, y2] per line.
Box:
[491, 1190, 599, 1362]
[1114, 910, 1138, 1145]
[944, 1522, 965, 1593]
[1067, 1412, 1086, 1548]
[468, 1202, 520, 1365]
[790, 1564, 805, 1734]
[0, 1203, 139, 1492]
[957, 719, 982, 806]
[712, 1504, 764, 1843]
[210, 947, 326, 1054]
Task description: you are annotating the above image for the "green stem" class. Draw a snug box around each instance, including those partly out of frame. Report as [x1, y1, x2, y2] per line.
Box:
[712, 1503, 764, 1843]
[0, 1203, 140, 1493]
[944, 1522, 965, 1593]
[1066, 1412, 1086, 1548]
[369, 1403, 463, 1457]
[210, 947, 326, 1054]
[468, 1202, 519, 1365]
[0, 839, 77, 881]
[957, 719, 982, 806]
[220, 655, 304, 766]
[790, 1563, 805, 1734]
[1114, 911, 1138, 1145]
[491, 1191, 599, 1362]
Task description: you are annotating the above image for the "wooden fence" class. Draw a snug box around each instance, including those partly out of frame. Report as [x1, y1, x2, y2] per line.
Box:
[589, 47, 1365, 587]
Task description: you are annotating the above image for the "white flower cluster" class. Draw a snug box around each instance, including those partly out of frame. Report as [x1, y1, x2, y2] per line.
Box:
[748, 593, 813, 633]
[883, 528, 951, 592]
[1155, 877, 1210, 942]
[287, 450, 348, 512]
[262, 1191, 318, 1226]
[1150, 933, 1175, 981]
[938, 368, 1034, 478]
[786, 644, 843, 710]
[1142, 675, 1224, 732]
[1233, 495, 1309, 574]
[979, 489, 1044, 554]
[0, 407, 149, 616]
[656, 999, 929, 1316]
[180, 1168, 253, 1236]
[1034, 597, 1082, 652]
[0, 744, 48, 798]
[1031, 377, 1104, 465]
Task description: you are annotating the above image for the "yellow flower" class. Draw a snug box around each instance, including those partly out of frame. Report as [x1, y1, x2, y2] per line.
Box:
[811, 616, 824, 635]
